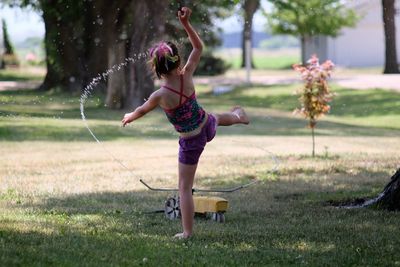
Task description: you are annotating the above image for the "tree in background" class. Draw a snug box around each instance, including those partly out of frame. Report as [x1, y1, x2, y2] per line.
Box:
[2, 19, 14, 55]
[267, 0, 357, 64]
[167, 1, 234, 75]
[240, 0, 260, 68]
[382, 0, 399, 74]
[6, 0, 168, 108]
[5, 0, 104, 92]
[2, 18, 19, 67]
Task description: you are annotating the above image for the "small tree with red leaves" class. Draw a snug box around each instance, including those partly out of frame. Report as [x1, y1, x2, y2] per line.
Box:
[293, 55, 335, 157]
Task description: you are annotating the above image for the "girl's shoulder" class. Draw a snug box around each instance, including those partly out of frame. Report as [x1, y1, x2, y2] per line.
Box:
[180, 71, 195, 92]
[154, 88, 169, 98]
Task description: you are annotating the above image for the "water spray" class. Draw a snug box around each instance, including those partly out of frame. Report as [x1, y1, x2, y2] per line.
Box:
[79, 38, 280, 185]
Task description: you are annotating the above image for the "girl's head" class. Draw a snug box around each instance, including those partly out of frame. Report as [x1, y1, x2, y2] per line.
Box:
[149, 41, 180, 79]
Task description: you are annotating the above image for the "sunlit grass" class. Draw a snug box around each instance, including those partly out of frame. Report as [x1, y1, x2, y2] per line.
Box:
[216, 48, 300, 70]
[0, 67, 45, 81]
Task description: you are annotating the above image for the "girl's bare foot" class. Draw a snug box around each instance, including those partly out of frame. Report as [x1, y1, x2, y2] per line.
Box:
[231, 106, 250, 124]
[174, 232, 191, 239]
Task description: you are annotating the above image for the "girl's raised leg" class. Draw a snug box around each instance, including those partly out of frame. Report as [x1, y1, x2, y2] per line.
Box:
[215, 106, 249, 126]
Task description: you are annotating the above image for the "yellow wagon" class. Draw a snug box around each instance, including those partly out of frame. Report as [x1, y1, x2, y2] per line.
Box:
[140, 179, 256, 223]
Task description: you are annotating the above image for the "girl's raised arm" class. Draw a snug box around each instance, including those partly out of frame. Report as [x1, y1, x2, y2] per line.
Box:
[178, 7, 203, 74]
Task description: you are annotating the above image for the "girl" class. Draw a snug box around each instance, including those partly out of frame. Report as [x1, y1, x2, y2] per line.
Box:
[122, 7, 249, 239]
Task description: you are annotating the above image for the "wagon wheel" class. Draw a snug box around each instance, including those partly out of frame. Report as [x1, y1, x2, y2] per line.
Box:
[211, 212, 225, 223]
[164, 196, 180, 220]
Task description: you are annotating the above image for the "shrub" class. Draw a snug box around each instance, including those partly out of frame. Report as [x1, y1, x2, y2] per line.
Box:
[293, 54, 335, 157]
[2, 54, 20, 68]
[194, 52, 230, 76]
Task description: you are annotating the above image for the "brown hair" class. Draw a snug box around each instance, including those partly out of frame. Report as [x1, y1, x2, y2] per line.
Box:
[149, 41, 180, 79]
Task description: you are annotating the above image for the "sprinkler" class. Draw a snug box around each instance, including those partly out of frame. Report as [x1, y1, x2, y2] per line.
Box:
[140, 179, 258, 223]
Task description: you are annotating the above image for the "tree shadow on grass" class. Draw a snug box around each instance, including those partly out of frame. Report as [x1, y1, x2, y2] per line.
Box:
[3, 84, 400, 122]
[0, 120, 178, 141]
[1, 86, 400, 142]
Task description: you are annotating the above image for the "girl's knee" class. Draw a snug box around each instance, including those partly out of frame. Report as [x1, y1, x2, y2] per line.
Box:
[213, 113, 220, 126]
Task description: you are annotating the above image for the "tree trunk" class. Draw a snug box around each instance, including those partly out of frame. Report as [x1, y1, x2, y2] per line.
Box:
[337, 168, 400, 210]
[104, 0, 133, 109]
[382, 0, 399, 73]
[58, 23, 85, 92]
[105, 0, 167, 110]
[105, 41, 128, 109]
[126, 0, 167, 109]
[311, 126, 315, 157]
[301, 35, 307, 65]
[241, 0, 260, 68]
[2, 19, 15, 55]
[39, 0, 86, 92]
[78, 0, 131, 96]
[82, 0, 111, 92]
[363, 168, 400, 210]
[38, 0, 62, 91]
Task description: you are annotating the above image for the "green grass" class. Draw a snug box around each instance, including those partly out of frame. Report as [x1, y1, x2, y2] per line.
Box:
[226, 54, 300, 70]
[1, 76, 400, 266]
[216, 49, 300, 70]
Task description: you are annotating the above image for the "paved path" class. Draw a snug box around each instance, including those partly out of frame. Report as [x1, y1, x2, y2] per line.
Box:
[0, 81, 41, 91]
[334, 74, 400, 90]
[1, 73, 399, 92]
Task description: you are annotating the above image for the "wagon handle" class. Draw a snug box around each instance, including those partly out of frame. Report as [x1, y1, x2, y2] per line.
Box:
[140, 179, 178, 192]
[140, 179, 258, 193]
[193, 180, 258, 193]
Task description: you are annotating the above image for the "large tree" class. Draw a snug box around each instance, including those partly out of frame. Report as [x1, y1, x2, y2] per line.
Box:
[7, 0, 109, 92]
[7, 0, 166, 108]
[382, 0, 399, 74]
[7, 1, 234, 109]
[267, 0, 358, 64]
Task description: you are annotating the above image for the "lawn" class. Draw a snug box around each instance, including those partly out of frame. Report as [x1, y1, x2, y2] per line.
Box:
[215, 48, 301, 70]
[1, 72, 400, 266]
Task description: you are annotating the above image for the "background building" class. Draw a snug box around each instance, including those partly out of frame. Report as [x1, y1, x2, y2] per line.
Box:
[305, 0, 400, 67]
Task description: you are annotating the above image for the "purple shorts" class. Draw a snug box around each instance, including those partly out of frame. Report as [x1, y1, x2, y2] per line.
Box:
[178, 114, 217, 165]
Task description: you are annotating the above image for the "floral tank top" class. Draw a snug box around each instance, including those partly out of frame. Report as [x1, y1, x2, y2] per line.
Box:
[162, 75, 206, 133]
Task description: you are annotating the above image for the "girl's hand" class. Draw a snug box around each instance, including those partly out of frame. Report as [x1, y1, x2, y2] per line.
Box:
[121, 112, 134, 127]
[178, 7, 192, 25]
